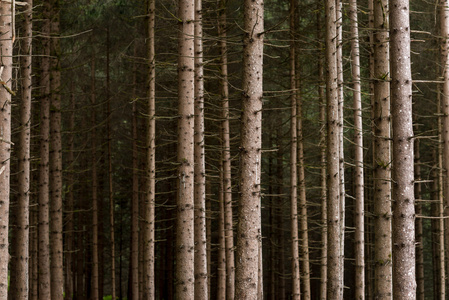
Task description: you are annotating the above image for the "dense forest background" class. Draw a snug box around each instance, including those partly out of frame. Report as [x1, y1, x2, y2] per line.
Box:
[0, 0, 444, 299]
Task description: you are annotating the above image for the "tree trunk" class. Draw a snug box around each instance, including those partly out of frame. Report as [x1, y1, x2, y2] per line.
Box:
[235, 0, 264, 297]
[325, 0, 342, 296]
[390, 0, 416, 297]
[373, 0, 392, 296]
[217, 1, 235, 297]
[39, 1, 52, 297]
[349, 0, 365, 297]
[176, 0, 195, 297]
[289, 0, 300, 297]
[144, 0, 156, 298]
[10, 1, 32, 298]
[218, 177, 227, 300]
[90, 56, 99, 300]
[194, 0, 208, 297]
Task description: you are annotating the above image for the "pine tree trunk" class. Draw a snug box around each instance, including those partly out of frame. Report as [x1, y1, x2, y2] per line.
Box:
[90, 57, 99, 300]
[349, 0, 365, 297]
[325, 0, 342, 296]
[390, 0, 416, 297]
[176, 0, 195, 297]
[289, 0, 300, 297]
[10, 1, 32, 298]
[144, 0, 156, 298]
[373, 0, 392, 296]
[39, 1, 52, 297]
[194, 0, 208, 297]
[235, 0, 264, 297]
[217, 1, 235, 296]
[218, 178, 227, 300]
[439, 0, 449, 296]
[0, 1, 12, 299]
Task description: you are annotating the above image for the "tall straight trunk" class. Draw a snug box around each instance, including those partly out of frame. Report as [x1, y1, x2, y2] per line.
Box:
[440, 0, 449, 295]
[10, 1, 32, 298]
[217, 177, 227, 300]
[335, 2, 345, 288]
[144, 0, 156, 299]
[49, 1, 63, 298]
[194, 0, 208, 297]
[39, 1, 51, 297]
[317, 9, 327, 299]
[176, 0, 195, 297]
[436, 113, 445, 300]
[414, 139, 424, 300]
[106, 28, 116, 300]
[30, 204, 38, 300]
[0, 1, 12, 299]
[289, 0, 300, 297]
[217, 1, 235, 297]
[130, 44, 139, 300]
[206, 183, 212, 299]
[296, 55, 311, 300]
[372, 0, 392, 296]
[275, 136, 285, 300]
[349, 0, 365, 297]
[90, 57, 99, 300]
[65, 84, 75, 300]
[235, 0, 264, 297]
[390, 0, 416, 297]
[325, 0, 342, 296]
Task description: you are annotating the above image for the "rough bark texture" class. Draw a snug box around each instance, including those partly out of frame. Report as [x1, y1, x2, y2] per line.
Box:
[325, 0, 342, 296]
[39, 2, 52, 297]
[176, 0, 195, 297]
[194, 0, 208, 297]
[235, 0, 264, 297]
[218, 1, 235, 297]
[0, 1, 12, 299]
[390, 0, 416, 297]
[10, 1, 32, 298]
[349, 0, 365, 298]
[144, 0, 156, 298]
[289, 0, 300, 297]
[373, 0, 392, 296]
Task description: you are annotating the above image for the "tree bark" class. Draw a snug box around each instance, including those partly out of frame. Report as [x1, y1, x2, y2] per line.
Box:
[414, 139, 424, 300]
[194, 0, 208, 297]
[349, 0, 365, 298]
[289, 0, 300, 297]
[390, 0, 416, 297]
[373, 0, 392, 296]
[176, 0, 195, 297]
[0, 1, 12, 299]
[39, 1, 52, 297]
[10, 1, 32, 298]
[235, 0, 264, 297]
[217, 1, 235, 297]
[144, 0, 156, 298]
[325, 0, 342, 296]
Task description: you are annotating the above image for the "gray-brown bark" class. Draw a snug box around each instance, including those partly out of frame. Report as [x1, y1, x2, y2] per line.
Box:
[39, 1, 52, 297]
[414, 139, 423, 300]
[290, 0, 300, 297]
[235, 0, 264, 297]
[194, 0, 208, 297]
[390, 0, 416, 297]
[373, 0, 392, 296]
[349, 0, 365, 297]
[0, 1, 12, 299]
[325, 0, 342, 296]
[10, 1, 32, 298]
[217, 1, 235, 297]
[176, 0, 195, 297]
[144, 0, 156, 298]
